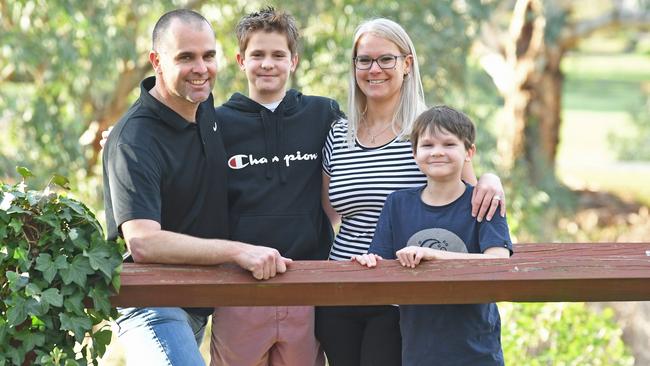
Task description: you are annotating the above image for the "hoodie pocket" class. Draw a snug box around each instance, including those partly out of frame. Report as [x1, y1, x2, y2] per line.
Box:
[232, 214, 320, 259]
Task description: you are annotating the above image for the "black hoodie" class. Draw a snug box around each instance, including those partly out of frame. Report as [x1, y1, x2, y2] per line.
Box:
[217, 89, 344, 260]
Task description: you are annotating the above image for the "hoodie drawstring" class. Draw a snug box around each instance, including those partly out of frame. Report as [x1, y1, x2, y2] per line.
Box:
[260, 109, 274, 180]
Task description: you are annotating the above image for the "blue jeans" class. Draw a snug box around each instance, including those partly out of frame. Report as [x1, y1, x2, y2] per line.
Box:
[115, 307, 208, 366]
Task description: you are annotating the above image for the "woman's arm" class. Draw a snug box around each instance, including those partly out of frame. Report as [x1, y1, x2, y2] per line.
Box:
[322, 172, 341, 229]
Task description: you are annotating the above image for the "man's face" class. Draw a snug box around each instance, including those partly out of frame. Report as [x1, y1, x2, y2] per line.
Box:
[237, 31, 297, 104]
[151, 19, 217, 107]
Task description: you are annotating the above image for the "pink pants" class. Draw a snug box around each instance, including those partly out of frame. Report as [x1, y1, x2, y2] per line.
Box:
[210, 306, 325, 366]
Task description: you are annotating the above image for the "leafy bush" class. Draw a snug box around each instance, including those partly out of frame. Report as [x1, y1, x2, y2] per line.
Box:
[0, 168, 124, 365]
[501, 302, 634, 366]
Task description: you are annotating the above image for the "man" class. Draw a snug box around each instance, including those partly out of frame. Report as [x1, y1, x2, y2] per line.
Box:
[102, 9, 291, 365]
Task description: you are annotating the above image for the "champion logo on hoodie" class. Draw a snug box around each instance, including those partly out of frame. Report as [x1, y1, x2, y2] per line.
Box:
[228, 151, 318, 169]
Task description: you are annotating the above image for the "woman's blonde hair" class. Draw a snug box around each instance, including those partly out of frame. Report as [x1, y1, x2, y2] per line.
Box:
[346, 18, 426, 146]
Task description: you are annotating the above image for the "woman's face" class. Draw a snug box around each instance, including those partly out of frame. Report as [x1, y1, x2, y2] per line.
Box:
[354, 34, 412, 106]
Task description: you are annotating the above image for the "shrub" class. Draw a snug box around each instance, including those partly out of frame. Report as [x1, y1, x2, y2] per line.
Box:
[0, 167, 124, 365]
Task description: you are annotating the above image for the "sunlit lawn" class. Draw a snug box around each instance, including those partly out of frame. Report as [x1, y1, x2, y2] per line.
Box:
[556, 52, 650, 206]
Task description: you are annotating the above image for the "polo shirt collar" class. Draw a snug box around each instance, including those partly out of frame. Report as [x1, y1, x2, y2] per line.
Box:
[140, 76, 204, 131]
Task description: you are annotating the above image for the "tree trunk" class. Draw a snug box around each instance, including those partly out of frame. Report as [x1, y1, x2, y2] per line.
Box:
[496, 0, 565, 183]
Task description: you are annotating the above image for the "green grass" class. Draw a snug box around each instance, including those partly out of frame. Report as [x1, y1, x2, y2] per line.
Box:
[556, 52, 650, 206]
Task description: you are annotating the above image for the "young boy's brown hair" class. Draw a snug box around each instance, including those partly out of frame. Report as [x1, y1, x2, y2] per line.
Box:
[410, 105, 476, 152]
[235, 6, 300, 56]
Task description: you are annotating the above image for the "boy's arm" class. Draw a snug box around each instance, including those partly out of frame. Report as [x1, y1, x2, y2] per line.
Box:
[396, 246, 510, 268]
[353, 195, 396, 267]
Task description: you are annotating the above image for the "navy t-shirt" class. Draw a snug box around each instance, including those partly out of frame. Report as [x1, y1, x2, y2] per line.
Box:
[369, 183, 512, 366]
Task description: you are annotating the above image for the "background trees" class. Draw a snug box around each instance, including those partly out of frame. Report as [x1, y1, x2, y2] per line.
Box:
[2, 0, 649, 364]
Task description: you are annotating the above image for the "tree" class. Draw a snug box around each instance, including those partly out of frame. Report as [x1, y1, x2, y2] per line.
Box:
[477, 0, 650, 183]
[0, 0, 492, 210]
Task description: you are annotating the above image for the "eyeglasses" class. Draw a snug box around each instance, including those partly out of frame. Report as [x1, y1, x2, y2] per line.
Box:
[353, 54, 407, 70]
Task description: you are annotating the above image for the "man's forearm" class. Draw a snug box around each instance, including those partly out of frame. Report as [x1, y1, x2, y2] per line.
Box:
[127, 229, 244, 265]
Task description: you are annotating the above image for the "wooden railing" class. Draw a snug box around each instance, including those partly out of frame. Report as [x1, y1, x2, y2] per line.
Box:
[110, 243, 650, 307]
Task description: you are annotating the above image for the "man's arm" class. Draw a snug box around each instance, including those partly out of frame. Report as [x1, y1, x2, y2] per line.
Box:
[122, 219, 291, 280]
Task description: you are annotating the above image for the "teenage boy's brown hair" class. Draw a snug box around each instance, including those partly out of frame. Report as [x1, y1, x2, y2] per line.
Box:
[235, 6, 300, 55]
[410, 105, 476, 152]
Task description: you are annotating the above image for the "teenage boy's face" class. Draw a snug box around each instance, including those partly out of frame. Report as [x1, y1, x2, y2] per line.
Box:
[413, 128, 475, 181]
[237, 31, 298, 104]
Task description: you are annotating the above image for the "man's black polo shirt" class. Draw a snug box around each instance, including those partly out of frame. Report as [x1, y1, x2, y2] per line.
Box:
[103, 76, 229, 252]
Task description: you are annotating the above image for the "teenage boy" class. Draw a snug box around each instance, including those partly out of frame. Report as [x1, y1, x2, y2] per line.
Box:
[102, 9, 290, 365]
[210, 7, 343, 366]
[355, 106, 513, 366]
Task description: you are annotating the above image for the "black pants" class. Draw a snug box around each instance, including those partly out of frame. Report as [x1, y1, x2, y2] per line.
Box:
[315, 305, 402, 366]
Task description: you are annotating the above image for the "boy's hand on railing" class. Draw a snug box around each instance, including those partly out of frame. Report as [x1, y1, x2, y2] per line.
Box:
[352, 253, 383, 268]
[396, 247, 444, 268]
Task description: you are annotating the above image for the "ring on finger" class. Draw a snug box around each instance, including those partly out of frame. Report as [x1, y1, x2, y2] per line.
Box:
[492, 195, 501, 201]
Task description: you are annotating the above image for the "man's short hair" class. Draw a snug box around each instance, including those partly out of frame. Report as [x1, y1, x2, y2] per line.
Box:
[410, 106, 476, 152]
[235, 6, 299, 56]
[152, 9, 212, 50]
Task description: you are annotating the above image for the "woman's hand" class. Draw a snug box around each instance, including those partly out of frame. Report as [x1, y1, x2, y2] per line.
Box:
[472, 173, 506, 221]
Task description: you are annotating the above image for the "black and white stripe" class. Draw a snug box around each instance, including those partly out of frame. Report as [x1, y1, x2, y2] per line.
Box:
[323, 120, 427, 261]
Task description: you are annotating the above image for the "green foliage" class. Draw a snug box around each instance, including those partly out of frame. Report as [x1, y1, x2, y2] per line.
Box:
[0, 168, 124, 365]
[610, 90, 650, 161]
[501, 302, 634, 365]
[0, 1, 497, 212]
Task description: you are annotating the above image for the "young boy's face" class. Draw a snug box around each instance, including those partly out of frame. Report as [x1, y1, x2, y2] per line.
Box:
[413, 127, 475, 181]
[236, 31, 298, 104]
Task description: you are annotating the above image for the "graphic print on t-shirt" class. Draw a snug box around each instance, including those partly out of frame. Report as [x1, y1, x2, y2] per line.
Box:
[406, 228, 468, 253]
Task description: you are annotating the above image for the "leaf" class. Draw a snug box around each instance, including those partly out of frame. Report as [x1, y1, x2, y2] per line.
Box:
[0, 318, 7, 345]
[50, 174, 70, 190]
[25, 297, 47, 317]
[6, 297, 28, 326]
[25, 283, 41, 297]
[85, 246, 112, 278]
[0, 192, 15, 211]
[59, 255, 93, 287]
[59, 313, 92, 343]
[42, 288, 63, 307]
[35, 253, 57, 283]
[63, 291, 85, 316]
[88, 287, 111, 315]
[8, 217, 23, 234]
[6, 271, 29, 291]
[111, 267, 122, 293]
[93, 328, 112, 357]
[16, 166, 34, 179]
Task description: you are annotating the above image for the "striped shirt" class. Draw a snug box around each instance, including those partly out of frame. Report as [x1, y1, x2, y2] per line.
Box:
[323, 119, 427, 261]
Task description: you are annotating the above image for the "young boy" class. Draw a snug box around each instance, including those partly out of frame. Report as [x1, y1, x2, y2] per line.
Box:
[210, 7, 343, 366]
[355, 105, 512, 366]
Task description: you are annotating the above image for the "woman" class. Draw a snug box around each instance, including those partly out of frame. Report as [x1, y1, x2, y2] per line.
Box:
[315, 18, 505, 366]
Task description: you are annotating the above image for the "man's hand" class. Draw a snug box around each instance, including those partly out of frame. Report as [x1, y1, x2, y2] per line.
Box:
[233, 244, 292, 280]
[351, 253, 383, 268]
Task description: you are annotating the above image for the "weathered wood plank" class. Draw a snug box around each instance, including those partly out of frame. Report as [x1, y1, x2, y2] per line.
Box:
[110, 243, 650, 307]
